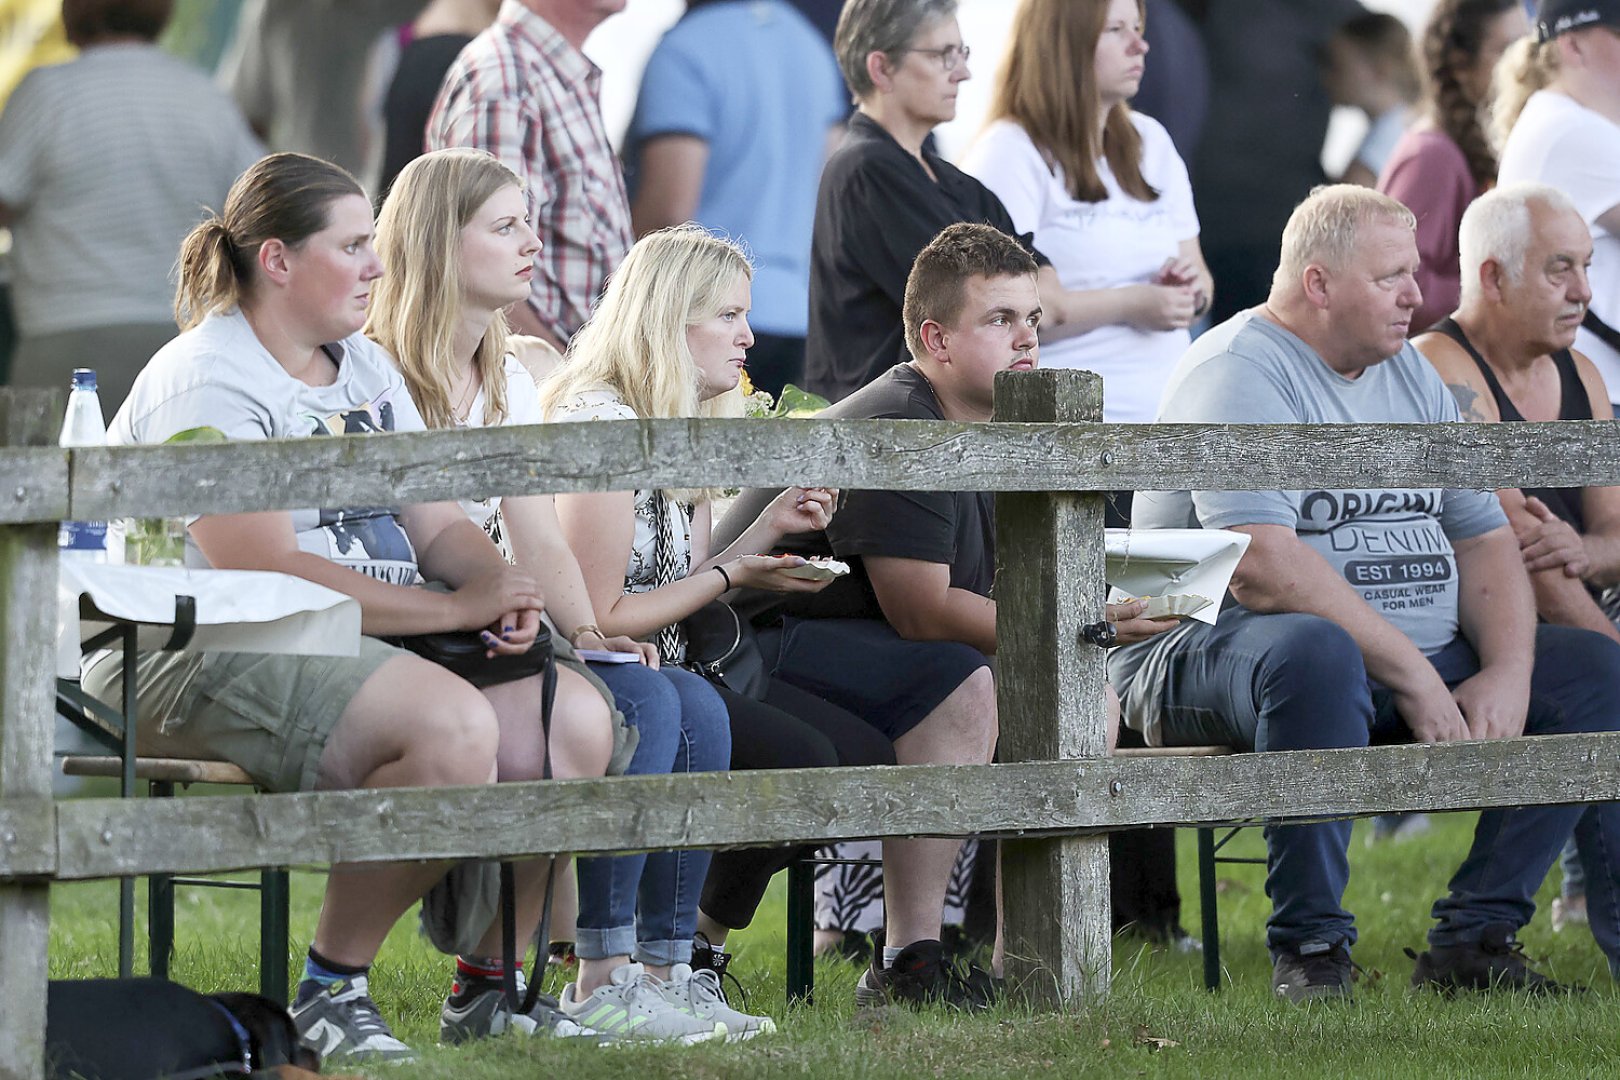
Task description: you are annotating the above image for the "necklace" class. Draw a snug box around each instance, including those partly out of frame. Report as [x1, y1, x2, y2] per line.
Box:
[451, 373, 480, 427]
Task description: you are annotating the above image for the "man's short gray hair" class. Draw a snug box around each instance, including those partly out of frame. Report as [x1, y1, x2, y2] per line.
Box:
[1272, 184, 1418, 294]
[835, 0, 958, 102]
[1458, 182, 1581, 306]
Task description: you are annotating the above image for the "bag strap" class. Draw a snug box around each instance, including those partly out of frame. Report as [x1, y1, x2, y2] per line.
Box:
[506, 655, 558, 1016]
[499, 642, 558, 1014]
[1583, 309, 1620, 354]
[649, 491, 691, 664]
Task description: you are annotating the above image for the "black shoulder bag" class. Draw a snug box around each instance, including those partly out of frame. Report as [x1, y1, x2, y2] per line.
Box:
[650, 490, 770, 699]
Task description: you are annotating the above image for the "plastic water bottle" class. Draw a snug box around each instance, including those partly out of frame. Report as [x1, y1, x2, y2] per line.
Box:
[59, 368, 111, 562]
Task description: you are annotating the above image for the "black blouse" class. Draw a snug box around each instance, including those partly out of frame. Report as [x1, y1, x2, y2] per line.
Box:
[803, 112, 1047, 403]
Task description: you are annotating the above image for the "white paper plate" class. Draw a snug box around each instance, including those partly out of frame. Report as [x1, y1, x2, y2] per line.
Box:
[778, 558, 851, 581]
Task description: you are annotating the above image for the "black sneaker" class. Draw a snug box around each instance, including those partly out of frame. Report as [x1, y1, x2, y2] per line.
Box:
[854, 938, 995, 1012]
[1271, 941, 1353, 1004]
[691, 932, 749, 1006]
[1408, 924, 1581, 995]
[440, 971, 593, 1044]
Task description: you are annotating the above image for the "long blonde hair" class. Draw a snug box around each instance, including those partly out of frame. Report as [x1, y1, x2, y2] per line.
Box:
[365, 148, 517, 429]
[540, 225, 751, 503]
[986, 0, 1156, 203]
[540, 225, 752, 423]
[1491, 35, 1559, 149]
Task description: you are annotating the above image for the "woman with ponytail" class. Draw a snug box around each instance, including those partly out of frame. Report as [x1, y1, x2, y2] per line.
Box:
[1496, 0, 1620, 404]
[96, 152, 614, 1062]
[1376, 0, 1528, 334]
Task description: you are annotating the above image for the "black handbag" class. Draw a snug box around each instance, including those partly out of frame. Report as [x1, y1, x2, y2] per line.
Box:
[681, 600, 770, 699]
[387, 622, 553, 688]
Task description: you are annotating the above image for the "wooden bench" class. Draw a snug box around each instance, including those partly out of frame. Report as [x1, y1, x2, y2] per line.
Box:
[59, 755, 290, 1004]
[784, 744, 1244, 1002]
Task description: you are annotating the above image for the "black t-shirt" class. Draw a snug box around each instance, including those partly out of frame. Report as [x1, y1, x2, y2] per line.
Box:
[802, 113, 1047, 403]
[719, 364, 996, 622]
[378, 33, 474, 199]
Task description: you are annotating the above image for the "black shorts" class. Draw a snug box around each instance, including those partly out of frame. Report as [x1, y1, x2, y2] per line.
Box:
[760, 617, 990, 741]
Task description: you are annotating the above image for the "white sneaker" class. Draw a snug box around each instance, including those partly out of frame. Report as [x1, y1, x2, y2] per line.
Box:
[664, 963, 777, 1042]
[558, 962, 726, 1045]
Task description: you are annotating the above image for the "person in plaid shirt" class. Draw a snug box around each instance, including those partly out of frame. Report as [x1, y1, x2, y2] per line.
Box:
[427, 0, 633, 349]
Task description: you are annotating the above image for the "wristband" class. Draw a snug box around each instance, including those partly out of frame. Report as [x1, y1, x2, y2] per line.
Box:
[713, 564, 733, 590]
[570, 623, 604, 646]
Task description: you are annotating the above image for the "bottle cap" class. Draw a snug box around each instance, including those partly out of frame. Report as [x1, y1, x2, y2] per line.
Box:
[70, 369, 97, 391]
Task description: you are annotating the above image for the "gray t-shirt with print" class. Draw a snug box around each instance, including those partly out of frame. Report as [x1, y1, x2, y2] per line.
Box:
[110, 309, 427, 586]
[1112, 310, 1506, 741]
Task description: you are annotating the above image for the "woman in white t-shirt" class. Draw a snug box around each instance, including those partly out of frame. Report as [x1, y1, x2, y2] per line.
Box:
[96, 152, 613, 1063]
[369, 149, 781, 1041]
[1495, 2, 1620, 403]
[961, 0, 1212, 425]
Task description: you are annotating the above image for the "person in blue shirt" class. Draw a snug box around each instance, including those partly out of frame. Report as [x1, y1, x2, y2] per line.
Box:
[625, 0, 847, 398]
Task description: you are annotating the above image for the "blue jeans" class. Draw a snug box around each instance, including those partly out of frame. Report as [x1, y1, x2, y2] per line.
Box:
[574, 663, 730, 966]
[1129, 607, 1620, 964]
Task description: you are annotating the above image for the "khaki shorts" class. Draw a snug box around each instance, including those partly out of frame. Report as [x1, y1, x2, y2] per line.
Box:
[82, 637, 403, 793]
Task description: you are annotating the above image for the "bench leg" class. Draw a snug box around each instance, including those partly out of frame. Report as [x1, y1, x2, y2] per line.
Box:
[1197, 827, 1220, 991]
[785, 859, 815, 1005]
[117, 878, 136, 979]
[148, 874, 174, 981]
[148, 779, 174, 981]
[260, 869, 291, 1005]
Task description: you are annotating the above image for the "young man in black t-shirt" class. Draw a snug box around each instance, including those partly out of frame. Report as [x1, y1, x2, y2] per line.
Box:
[721, 223, 1169, 1007]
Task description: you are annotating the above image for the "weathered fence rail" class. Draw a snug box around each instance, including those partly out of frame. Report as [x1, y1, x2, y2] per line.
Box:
[2, 372, 1619, 1080]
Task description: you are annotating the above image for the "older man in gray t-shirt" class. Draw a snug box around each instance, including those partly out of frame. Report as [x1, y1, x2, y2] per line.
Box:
[1110, 186, 1620, 1003]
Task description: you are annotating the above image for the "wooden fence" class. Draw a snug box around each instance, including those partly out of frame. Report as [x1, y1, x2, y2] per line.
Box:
[4, 369, 1620, 1079]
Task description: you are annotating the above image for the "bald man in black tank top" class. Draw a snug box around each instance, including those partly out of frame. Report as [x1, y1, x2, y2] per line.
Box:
[1416, 183, 1620, 646]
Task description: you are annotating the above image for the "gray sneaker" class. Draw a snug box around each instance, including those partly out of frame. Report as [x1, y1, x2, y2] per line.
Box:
[291, 975, 415, 1064]
[558, 962, 727, 1045]
[664, 963, 777, 1042]
[441, 970, 595, 1044]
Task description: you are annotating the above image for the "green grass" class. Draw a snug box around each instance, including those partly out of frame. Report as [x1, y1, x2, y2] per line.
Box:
[43, 812, 1620, 1078]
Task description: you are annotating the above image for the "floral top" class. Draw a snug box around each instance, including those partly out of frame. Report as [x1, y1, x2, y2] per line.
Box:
[551, 388, 693, 592]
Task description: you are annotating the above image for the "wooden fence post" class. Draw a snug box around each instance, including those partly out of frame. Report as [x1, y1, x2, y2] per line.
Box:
[994, 369, 1110, 1007]
[0, 389, 62, 1080]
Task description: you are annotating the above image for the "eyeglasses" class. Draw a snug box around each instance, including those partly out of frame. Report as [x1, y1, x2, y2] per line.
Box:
[901, 43, 971, 72]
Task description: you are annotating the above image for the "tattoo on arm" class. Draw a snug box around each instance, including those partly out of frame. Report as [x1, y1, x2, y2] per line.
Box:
[1447, 382, 1489, 422]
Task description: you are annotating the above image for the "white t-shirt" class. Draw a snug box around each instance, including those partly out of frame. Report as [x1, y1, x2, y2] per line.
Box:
[449, 353, 545, 556]
[960, 113, 1200, 423]
[1498, 90, 1620, 395]
[550, 388, 693, 593]
[111, 309, 426, 585]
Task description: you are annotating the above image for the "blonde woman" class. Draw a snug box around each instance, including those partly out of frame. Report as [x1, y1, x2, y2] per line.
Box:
[367, 148, 757, 1044]
[1495, 0, 1620, 405]
[540, 224, 895, 1008]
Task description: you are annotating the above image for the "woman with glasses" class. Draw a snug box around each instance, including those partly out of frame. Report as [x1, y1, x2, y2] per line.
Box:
[802, 0, 1104, 403]
[962, 0, 1211, 428]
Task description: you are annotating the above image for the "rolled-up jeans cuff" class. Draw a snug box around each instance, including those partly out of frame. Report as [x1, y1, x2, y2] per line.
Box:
[574, 926, 637, 962]
[634, 938, 692, 967]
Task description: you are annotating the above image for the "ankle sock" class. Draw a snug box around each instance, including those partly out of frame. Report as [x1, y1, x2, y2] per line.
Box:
[882, 945, 902, 969]
[295, 948, 369, 1005]
[455, 954, 517, 982]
